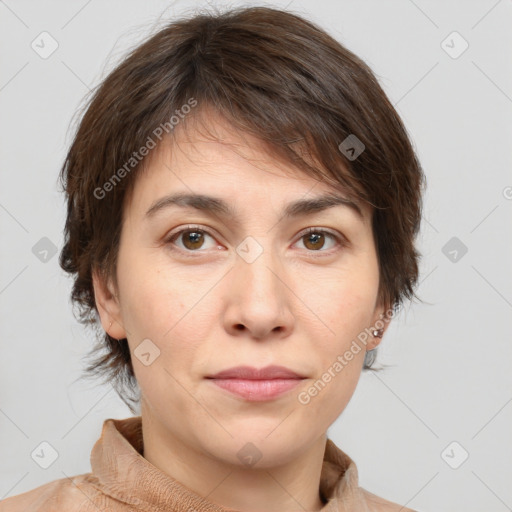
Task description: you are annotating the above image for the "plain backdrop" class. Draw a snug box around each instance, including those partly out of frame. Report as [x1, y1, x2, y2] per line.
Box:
[1, 1, 511, 511]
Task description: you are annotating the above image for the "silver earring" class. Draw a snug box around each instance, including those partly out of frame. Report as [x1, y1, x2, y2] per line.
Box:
[372, 328, 383, 338]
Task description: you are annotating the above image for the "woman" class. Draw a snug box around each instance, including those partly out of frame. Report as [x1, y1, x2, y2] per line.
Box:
[1, 5, 424, 511]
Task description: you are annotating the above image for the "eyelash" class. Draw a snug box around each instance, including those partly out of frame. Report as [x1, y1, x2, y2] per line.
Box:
[164, 224, 346, 258]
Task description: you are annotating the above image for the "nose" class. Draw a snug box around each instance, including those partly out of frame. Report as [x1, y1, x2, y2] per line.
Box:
[222, 242, 294, 341]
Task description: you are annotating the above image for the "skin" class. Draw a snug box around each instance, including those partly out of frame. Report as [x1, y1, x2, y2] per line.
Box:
[93, 112, 390, 512]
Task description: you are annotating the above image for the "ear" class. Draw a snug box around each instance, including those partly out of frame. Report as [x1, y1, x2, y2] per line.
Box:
[92, 267, 127, 340]
[365, 303, 394, 351]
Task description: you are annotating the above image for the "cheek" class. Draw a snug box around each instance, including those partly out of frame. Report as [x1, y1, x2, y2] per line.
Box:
[297, 283, 374, 423]
[308, 266, 379, 344]
[120, 271, 173, 334]
[114, 243, 179, 350]
[116, 249, 215, 365]
[299, 268, 378, 412]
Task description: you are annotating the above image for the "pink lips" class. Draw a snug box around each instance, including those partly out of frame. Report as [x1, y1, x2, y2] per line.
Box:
[206, 365, 305, 401]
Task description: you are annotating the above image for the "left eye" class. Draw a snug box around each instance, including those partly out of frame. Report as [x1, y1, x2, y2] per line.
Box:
[296, 228, 339, 251]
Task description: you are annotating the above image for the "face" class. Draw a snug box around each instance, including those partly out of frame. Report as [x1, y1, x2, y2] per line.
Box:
[93, 113, 389, 468]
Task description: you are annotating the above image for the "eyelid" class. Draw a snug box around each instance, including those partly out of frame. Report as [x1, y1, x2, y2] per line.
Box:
[298, 226, 342, 241]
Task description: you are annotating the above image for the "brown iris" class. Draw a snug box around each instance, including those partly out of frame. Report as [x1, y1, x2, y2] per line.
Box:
[181, 230, 205, 250]
[302, 232, 326, 250]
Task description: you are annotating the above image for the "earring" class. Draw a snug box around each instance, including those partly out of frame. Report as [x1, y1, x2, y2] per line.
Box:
[372, 328, 383, 338]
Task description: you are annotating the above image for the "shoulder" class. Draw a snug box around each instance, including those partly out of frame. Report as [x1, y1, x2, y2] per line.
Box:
[360, 487, 419, 512]
[0, 473, 102, 512]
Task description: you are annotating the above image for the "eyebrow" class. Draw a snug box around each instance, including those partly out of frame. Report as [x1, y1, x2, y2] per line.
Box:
[144, 192, 363, 222]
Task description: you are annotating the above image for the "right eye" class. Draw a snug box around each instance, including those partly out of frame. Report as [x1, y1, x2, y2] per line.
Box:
[165, 225, 221, 253]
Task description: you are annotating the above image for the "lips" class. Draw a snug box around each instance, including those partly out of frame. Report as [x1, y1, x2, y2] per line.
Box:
[206, 365, 305, 380]
[205, 365, 306, 401]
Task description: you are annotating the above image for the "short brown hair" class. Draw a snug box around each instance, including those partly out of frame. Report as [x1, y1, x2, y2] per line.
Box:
[59, 5, 425, 412]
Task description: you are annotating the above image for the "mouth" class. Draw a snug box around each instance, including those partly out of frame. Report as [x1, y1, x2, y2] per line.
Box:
[205, 365, 306, 401]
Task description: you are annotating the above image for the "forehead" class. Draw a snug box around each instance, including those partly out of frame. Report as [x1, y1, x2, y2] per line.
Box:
[149, 110, 319, 181]
[125, 108, 370, 221]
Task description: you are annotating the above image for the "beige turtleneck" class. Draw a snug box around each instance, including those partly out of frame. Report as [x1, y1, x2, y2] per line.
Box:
[0, 416, 417, 511]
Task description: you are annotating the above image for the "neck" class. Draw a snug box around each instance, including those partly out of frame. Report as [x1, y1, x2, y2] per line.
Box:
[141, 403, 327, 512]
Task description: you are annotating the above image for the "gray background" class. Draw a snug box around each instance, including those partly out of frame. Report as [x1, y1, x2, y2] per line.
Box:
[1, 1, 511, 511]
